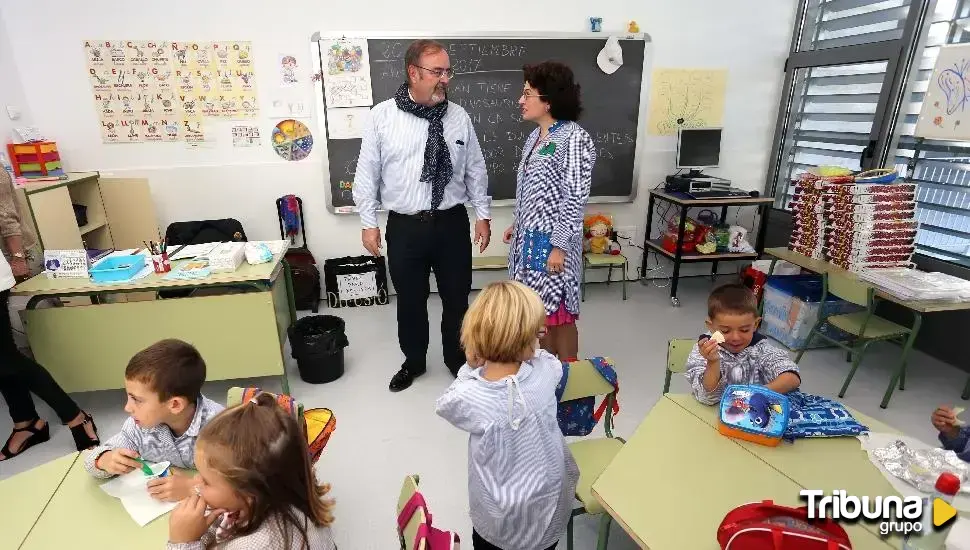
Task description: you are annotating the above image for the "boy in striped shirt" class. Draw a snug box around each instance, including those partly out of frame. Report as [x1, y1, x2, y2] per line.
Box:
[436, 281, 578, 550]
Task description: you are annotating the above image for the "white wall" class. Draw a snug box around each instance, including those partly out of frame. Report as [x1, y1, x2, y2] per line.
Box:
[0, 0, 795, 283]
[0, 8, 34, 144]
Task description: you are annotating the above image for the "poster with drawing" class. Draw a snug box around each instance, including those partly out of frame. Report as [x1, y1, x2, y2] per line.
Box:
[232, 125, 262, 147]
[85, 39, 260, 143]
[322, 38, 373, 108]
[279, 53, 299, 87]
[326, 107, 371, 139]
[915, 43, 970, 140]
[646, 68, 728, 136]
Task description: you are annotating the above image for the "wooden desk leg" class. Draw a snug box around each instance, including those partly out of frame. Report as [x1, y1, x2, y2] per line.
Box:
[881, 312, 922, 409]
[670, 206, 689, 307]
[639, 192, 656, 286]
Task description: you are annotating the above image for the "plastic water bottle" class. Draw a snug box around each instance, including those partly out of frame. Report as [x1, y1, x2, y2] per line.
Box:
[903, 472, 961, 550]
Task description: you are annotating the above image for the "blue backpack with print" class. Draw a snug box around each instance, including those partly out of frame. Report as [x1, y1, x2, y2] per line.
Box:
[554, 357, 619, 436]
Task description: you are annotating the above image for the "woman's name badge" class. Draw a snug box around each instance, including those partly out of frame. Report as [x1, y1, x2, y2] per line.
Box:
[538, 142, 556, 156]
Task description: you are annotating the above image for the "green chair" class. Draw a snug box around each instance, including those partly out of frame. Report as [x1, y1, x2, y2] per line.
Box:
[581, 253, 629, 302]
[794, 271, 914, 409]
[663, 339, 696, 394]
[563, 358, 623, 550]
[397, 475, 429, 550]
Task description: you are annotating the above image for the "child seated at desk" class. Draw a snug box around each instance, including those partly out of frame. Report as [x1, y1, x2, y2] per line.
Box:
[167, 392, 336, 550]
[931, 405, 970, 462]
[685, 283, 801, 405]
[84, 339, 224, 502]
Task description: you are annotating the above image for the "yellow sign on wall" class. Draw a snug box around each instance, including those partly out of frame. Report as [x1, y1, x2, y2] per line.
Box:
[647, 68, 728, 136]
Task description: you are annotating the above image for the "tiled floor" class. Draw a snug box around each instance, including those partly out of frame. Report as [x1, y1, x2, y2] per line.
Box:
[0, 277, 965, 549]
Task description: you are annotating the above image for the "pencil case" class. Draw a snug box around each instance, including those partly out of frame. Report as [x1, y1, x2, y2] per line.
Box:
[718, 385, 791, 447]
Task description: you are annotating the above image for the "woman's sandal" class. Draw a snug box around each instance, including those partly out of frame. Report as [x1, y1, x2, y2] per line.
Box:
[0, 418, 50, 460]
[70, 411, 100, 451]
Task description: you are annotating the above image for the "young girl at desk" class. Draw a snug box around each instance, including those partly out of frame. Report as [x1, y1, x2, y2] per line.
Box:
[166, 393, 336, 549]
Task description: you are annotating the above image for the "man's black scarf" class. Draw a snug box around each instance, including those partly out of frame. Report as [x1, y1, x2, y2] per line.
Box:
[394, 82, 452, 210]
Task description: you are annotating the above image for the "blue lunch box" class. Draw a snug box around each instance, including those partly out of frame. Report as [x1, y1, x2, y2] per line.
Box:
[717, 384, 791, 446]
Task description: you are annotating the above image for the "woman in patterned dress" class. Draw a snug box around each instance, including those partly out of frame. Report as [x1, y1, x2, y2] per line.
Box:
[503, 62, 596, 361]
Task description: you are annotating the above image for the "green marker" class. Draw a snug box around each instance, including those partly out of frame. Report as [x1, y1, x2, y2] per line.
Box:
[133, 457, 154, 476]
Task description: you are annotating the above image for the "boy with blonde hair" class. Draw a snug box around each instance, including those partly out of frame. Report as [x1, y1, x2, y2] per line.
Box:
[685, 283, 801, 405]
[436, 281, 577, 550]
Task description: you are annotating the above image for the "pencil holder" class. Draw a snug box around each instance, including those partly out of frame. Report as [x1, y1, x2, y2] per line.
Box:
[151, 252, 171, 274]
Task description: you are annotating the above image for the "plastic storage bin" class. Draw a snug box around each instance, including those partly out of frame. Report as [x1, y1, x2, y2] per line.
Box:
[90, 255, 146, 283]
[760, 274, 861, 351]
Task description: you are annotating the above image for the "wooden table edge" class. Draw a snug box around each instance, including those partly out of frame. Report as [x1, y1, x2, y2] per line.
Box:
[17, 452, 82, 547]
[591, 486, 650, 550]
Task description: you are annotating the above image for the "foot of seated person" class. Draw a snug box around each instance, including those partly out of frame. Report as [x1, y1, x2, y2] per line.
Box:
[0, 418, 48, 460]
[66, 411, 98, 447]
[148, 468, 195, 502]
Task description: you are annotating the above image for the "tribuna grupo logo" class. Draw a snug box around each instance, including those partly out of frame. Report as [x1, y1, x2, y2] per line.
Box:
[799, 490, 957, 536]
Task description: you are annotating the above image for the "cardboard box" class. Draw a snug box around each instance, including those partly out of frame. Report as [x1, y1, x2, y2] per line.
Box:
[207, 242, 245, 273]
[760, 275, 861, 351]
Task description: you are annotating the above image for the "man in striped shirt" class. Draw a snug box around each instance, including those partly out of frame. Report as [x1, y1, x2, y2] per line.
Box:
[353, 39, 491, 392]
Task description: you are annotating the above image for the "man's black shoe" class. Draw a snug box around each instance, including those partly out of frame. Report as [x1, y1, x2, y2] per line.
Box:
[389, 367, 425, 392]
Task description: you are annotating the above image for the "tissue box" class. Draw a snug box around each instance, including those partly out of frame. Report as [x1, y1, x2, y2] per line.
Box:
[206, 242, 245, 273]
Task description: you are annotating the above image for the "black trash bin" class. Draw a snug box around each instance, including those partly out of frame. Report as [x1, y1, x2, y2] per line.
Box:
[288, 315, 348, 384]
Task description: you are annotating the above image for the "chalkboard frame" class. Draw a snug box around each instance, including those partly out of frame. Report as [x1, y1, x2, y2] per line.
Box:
[309, 31, 653, 214]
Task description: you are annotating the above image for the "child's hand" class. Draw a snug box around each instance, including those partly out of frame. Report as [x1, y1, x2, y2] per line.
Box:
[148, 470, 194, 502]
[932, 406, 961, 439]
[169, 494, 224, 544]
[699, 338, 721, 366]
[95, 448, 141, 475]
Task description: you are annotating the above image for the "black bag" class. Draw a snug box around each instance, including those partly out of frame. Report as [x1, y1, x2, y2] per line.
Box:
[277, 196, 321, 313]
[323, 256, 389, 308]
[165, 219, 248, 245]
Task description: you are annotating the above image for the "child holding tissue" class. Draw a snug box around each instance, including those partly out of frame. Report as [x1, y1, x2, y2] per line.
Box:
[685, 283, 801, 405]
[166, 392, 336, 549]
[931, 406, 970, 462]
[84, 339, 224, 502]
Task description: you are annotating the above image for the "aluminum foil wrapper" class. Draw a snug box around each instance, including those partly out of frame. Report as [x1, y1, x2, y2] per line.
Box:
[872, 440, 970, 493]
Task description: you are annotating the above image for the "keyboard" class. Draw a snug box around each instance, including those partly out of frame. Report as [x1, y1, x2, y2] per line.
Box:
[688, 189, 752, 199]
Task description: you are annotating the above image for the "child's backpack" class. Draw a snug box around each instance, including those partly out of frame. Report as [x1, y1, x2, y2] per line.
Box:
[237, 387, 335, 464]
[397, 475, 460, 550]
[554, 357, 619, 437]
[717, 500, 852, 550]
[717, 384, 791, 447]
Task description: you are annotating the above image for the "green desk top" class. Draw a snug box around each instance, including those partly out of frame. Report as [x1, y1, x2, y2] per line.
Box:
[666, 394, 905, 548]
[20, 452, 170, 549]
[591, 398, 893, 550]
[11, 252, 284, 297]
[0, 452, 79, 549]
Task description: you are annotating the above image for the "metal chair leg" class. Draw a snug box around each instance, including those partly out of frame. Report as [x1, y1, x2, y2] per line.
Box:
[622, 260, 628, 300]
[881, 335, 919, 409]
[597, 513, 612, 550]
[663, 369, 672, 395]
[839, 342, 870, 398]
[607, 265, 612, 286]
[567, 515, 574, 550]
[962, 376, 970, 400]
[845, 350, 852, 363]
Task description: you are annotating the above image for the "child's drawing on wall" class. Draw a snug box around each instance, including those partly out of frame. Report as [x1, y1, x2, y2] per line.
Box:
[280, 54, 299, 87]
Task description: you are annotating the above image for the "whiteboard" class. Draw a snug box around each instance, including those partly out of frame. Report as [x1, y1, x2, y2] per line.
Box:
[915, 43, 970, 141]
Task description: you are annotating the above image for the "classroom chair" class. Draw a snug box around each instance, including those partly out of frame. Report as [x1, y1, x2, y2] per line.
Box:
[396, 474, 459, 550]
[397, 475, 429, 550]
[562, 358, 624, 550]
[663, 339, 696, 394]
[794, 271, 913, 409]
[581, 253, 629, 302]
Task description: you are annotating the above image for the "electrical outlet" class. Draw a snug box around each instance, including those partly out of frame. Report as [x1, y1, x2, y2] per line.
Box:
[615, 225, 639, 244]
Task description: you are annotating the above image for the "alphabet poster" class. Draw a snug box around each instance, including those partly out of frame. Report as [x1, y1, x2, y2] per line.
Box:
[84, 40, 260, 143]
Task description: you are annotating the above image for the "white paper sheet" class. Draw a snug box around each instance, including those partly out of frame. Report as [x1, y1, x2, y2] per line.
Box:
[857, 432, 970, 511]
[99, 464, 178, 526]
[169, 242, 219, 261]
[321, 38, 373, 108]
[248, 240, 288, 254]
[326, 107, 370, 139]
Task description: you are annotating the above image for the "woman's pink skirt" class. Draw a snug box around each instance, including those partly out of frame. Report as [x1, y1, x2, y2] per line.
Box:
[546, 301, 579, 326]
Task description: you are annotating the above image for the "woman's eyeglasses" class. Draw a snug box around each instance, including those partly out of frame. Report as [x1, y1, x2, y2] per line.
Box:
[521, 91, 546, 99]
[414, 65, 455, 79]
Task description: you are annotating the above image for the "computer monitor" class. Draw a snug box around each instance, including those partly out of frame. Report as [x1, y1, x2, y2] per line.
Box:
[676, 128, 722, 174]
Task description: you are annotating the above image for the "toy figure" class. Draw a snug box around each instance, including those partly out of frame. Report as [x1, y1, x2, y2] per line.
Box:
[583, 213, 619, 255]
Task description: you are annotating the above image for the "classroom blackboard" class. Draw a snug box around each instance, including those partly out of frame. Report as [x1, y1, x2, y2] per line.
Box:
[314, 34, 649, 212]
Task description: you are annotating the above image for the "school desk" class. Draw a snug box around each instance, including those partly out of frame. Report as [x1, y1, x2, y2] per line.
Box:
[589, 397, 894, 550]
[0, 452, 79, 549]
[764, 246, 970, 405]
[19, 451, 170, 549]
[666, 393, 907, 547]
[11, 253, 297, 394]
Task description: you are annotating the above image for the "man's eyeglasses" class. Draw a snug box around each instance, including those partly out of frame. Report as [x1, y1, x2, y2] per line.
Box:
[414, 65, 455, 79]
